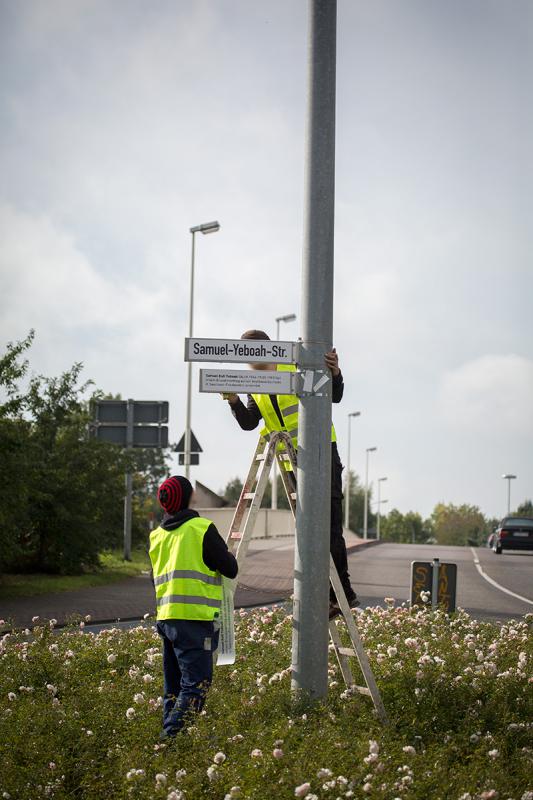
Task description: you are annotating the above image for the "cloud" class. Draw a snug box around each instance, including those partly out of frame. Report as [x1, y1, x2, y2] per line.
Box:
[439, 354, 533, 437]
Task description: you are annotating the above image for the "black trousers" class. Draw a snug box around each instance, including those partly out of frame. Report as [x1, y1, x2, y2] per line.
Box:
[287, 442, 355, 602]
[330, 443, 354, 602]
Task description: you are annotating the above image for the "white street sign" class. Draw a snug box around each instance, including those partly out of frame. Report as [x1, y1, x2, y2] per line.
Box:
[185, 337, 297, 364]
[199, 368, 295, 395]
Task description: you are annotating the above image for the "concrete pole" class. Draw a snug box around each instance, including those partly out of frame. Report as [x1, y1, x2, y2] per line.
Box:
[184, 231, 196, 480]
[123, 398, 134, 561]
[292, 0, 337, 701]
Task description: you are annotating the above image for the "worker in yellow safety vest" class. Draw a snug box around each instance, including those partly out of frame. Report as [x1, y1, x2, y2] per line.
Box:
[222, 329, 358, 619]
[149, 475, 238, 739]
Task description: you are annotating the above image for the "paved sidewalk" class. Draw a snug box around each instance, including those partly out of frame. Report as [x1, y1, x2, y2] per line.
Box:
[0, 533, 380, 630]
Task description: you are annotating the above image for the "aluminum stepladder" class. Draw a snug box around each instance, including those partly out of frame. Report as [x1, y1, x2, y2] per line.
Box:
[225, 431, 388, 725]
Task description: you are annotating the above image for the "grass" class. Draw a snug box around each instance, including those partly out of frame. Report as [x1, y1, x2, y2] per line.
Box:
[0, 603, 531, 800]
[0, 548, 150, 598]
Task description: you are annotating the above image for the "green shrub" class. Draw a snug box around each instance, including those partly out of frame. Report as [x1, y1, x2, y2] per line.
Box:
[0, 605, 531, 799]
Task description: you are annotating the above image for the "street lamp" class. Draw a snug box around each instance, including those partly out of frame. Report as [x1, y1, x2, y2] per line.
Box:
[376, 477, 388, 541]
[363, 446, 377, 540]
[502, 473, 517, 515]
[344, 412, 361, 530]
[271, 313, 297, 509]
[184, 221, 220, 479]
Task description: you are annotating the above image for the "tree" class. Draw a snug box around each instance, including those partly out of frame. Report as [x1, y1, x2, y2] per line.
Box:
[342, 470, 372, 535]
[0, 333, 170, 574]
[429, 503, 489, 547]
[516, 500, 533, 517]
[380, 509, 426, 543]
[222, 477, 244, 505]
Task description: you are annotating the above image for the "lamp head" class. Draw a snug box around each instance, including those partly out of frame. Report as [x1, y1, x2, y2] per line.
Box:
[190, 221, 220, 235]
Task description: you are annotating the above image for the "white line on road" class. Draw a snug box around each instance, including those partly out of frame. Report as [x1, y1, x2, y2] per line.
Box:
[470, 548, 533, 606]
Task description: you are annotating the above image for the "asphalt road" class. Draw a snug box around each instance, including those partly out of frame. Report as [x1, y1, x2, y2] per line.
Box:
[348, 542, 533, 623]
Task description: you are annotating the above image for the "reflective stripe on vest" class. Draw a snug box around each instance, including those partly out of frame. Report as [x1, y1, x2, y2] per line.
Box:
[252, 364, 336, 456]
[149, 517, 222, 621]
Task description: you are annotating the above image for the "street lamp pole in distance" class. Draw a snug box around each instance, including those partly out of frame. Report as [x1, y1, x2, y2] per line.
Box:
[502, 473, 517, 515]
[344, 411, 361, 530]
[184, 221, 220, 479]
[377, 476, 388, 541]
[363, 446, 377, 540]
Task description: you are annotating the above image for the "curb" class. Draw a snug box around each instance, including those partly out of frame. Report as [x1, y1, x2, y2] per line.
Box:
[346, 539, 382, 555]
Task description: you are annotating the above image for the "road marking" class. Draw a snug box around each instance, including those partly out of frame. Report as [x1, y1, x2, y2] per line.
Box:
[470, 548, 533, 606]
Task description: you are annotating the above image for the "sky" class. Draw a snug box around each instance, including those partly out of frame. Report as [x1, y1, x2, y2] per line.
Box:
[1, 0, 532, 521]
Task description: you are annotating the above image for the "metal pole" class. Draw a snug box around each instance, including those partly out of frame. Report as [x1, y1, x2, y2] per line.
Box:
[184, 231, 196, 479]
[123, 398, 134, 561]
[377, 479, 381, 542]
[344, 415, 352, 530]
[292, 0, 337, 701]
[507, 478, 511, 514]
[344, 411, 361, 530]
[271, 319, 281, 511]
[363, 450, 369, 540]
[431, 557, 440, 609]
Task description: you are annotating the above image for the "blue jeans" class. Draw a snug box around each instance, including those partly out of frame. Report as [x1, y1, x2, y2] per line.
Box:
[156, 619, 219, 737]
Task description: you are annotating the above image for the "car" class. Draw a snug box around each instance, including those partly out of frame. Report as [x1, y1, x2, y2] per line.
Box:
[491, 516, 533, 554]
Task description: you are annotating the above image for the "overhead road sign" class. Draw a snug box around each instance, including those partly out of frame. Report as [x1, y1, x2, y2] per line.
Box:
[199, 368, 295, 395]
[92, 425, 169, 448]
[185, 337, 298, 365]
[94, 400, 169, 424]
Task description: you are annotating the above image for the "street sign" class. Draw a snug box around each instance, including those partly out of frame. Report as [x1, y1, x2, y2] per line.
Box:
[179, 453, 199, 466]
[92, 425, 169, 448]
[133, 401, 169, 424]
[185, 337, 298, 364]
[94, 400, 168, 424]
[175, 431, 203, 453]
[199, 368, 295, 395]
[410, 560, 457, 613]
[94, 400, 127, 423]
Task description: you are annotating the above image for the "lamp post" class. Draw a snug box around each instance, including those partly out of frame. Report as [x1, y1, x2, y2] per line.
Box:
[376, 477, 388, 541]
[344, 411, 361, 530]
[271, 313, 297, 510]
[184, 220, 220, 479]
[363, 446, 377, 540]
[502, 473, 517, 515]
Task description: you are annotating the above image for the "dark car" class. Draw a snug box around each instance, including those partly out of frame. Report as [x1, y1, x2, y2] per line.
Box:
[492, 516, 533, 554]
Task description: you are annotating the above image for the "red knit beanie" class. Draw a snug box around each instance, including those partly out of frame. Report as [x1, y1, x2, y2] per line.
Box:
[157, 476, 193, 514]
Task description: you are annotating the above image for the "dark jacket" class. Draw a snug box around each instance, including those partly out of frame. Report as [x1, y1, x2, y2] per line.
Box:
[228, 370, 344, 430]
[157, 508, 238, 579]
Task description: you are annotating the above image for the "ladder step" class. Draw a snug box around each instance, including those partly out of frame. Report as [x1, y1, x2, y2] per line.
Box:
[230, 531, 243, 540]
[256, 453, 266, 461]
[353, 685, 371, 697]
[337, 647, 357, 658]
[243, 493, 255, 500]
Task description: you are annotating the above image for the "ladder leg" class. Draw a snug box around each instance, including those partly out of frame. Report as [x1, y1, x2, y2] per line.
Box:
[329, 558, 389, 725]
[328, 617, 354, 687]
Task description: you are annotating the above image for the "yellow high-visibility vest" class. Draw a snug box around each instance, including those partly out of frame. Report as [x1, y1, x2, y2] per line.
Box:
[251, 365, 336, 467]
[149, 516, 222, 621]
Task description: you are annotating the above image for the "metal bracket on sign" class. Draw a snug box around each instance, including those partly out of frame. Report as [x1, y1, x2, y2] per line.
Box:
[295, 369, 331, 397]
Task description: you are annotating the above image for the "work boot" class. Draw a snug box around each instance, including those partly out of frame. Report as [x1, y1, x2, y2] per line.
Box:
[346, 593, 360, 610]
[328, 602, 341, 620]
